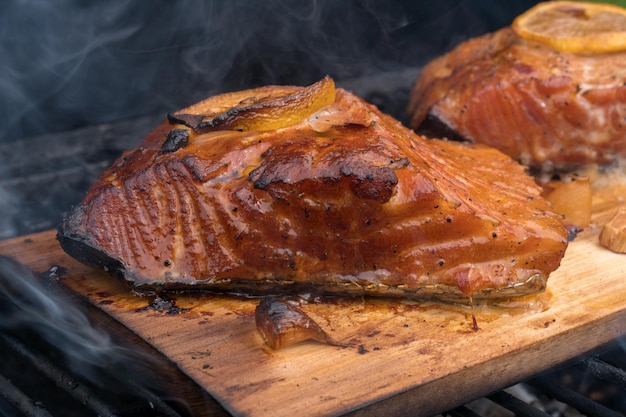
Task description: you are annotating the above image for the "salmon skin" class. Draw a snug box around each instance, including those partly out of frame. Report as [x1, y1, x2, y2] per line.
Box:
[58, 78, 568, 302]
[408, 27, 626, 173]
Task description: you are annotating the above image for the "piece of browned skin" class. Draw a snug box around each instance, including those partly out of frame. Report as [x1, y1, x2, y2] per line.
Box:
[58, 78, 568, 303]
[255, 297, 347, 349]
[408, 27, 626, 172]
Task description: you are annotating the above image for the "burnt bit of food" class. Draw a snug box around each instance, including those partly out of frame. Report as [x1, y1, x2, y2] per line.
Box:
[138, 294, 189, 315]
[167, 113, 204, 130]
[42, 265, 68, 282]
[160, 129, 190, 153]
[248, 141, 399, 204]
[255, 296, 349, 350]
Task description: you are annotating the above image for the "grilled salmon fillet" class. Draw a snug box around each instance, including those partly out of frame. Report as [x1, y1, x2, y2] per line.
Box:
[58, 77, 568, 302]
[408, 27, 626, 172]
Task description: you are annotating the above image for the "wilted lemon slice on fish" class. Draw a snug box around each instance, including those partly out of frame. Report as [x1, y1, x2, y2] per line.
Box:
[512, 1, 626, 54]
[169, 76, 337, 132]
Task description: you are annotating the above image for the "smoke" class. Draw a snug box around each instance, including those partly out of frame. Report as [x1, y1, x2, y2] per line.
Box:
[0, 187, 20, 240]
[0, 254, 203, 415]
[0, 0, 539, 142]
[0, 255, 138, 379]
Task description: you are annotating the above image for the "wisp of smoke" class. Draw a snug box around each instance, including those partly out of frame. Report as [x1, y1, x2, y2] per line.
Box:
[0, 254, 144, 380]
[0, 0, 539, 142]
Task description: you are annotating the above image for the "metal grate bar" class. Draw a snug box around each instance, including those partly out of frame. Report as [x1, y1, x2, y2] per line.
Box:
[0, 331, 188, 416]
[584, 357, 626, 389]
[528, 376, 624, 417]
[0, 332, 120, 417]
[487, 390, 551, 417]
[124, 377, 189, 417]
[0, 373, 53, 417]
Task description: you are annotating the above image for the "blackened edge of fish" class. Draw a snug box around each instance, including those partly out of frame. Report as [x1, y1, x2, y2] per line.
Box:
[167, 113, 204, 130]
[57, 205, 549, 303]
[57, 209, 128, 283]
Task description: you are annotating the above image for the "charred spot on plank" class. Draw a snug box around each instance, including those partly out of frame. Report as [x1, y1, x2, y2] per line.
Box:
[139, 295, 189, 315]
[161, 128, 190, 153]
[42, 264, 68, 281]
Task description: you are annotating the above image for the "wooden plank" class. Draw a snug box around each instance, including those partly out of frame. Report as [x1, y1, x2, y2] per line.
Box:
[1, 199, 625, 417]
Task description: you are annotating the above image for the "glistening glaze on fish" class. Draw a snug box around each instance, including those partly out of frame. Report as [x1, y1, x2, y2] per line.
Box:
[58, 78, 569, 303]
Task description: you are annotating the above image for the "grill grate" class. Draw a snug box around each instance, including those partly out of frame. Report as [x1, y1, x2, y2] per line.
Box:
[0, 255, 228, 417]
[526, 376, 623, 417]
[0, 333, 186, 417]
[486, 390, 552, 417]
[443, 338, 626, 417]
[584, 357, 626, 390]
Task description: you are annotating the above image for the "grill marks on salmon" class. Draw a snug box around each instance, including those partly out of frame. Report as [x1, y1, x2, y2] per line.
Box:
[58, 81, 568, 302]
[408, 27, 626, 172]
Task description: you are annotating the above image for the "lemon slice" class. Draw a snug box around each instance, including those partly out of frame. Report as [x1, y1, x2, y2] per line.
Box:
[169, 76, 337, 132]
[207, 75, 336, 132]
[512, 1, 626, 54]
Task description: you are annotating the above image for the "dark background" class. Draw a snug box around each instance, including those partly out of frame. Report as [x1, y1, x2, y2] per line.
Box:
[0, 0, 539, 238]
[0, 0, 539, 142]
